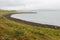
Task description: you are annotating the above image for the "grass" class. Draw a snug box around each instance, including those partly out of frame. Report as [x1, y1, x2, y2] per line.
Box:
[0, 10, 60, 40]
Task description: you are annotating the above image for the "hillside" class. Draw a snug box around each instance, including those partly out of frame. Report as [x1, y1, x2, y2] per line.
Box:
[0, 10, 60, 40]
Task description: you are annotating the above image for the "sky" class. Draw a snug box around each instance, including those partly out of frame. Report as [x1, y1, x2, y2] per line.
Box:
[0, 0, 60, 10]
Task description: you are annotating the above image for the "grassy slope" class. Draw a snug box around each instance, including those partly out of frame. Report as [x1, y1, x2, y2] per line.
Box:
[0, 10, 60, 40]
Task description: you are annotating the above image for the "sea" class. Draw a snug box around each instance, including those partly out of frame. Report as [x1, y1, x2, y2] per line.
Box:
[11, 10, 60, 26]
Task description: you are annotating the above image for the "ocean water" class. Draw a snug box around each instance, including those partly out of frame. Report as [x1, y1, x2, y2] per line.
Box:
[11, 11, 60, 26]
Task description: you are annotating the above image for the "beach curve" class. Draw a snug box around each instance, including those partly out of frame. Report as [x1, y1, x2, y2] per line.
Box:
[4, 13, 60, 29]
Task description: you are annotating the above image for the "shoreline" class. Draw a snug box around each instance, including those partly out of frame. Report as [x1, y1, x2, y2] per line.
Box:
[4, 13, 60, 29]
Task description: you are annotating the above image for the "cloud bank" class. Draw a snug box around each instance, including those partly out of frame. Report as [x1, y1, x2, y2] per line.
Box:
[0, 0, 60, 10]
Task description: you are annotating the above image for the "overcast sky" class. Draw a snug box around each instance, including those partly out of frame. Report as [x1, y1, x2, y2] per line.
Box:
[0, 0, 60, 10]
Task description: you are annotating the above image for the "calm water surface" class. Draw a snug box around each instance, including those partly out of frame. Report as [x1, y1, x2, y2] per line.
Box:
[11, 11, 60, 26]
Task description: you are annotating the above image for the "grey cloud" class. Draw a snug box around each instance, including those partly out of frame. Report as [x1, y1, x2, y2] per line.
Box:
[0, 0, 60, 10]
[0, 0, 25, 7]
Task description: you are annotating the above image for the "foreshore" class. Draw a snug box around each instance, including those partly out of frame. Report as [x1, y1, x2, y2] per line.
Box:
[4, 13, 60, 29]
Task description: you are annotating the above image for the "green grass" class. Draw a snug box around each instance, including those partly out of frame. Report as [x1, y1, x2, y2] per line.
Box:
[0, 10, 60, 40]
